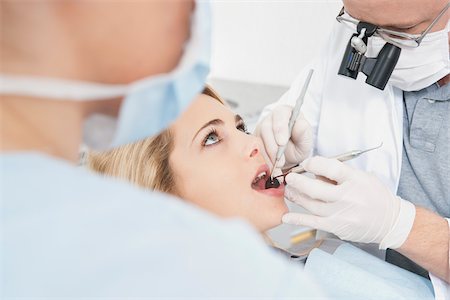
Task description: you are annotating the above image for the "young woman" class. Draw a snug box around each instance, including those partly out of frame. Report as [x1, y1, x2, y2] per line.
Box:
[88, 86, 435, 299]
[89, 86, 288, 233]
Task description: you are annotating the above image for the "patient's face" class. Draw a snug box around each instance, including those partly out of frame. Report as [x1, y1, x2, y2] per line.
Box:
[170, 95, 287, 232]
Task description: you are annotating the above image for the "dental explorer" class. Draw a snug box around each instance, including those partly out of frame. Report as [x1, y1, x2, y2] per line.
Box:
[265, 69, 314, 189]
[273, 142, 383, 181]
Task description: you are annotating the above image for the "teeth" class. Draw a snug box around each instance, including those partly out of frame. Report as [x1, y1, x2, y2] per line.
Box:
[253, 171, 267, 184]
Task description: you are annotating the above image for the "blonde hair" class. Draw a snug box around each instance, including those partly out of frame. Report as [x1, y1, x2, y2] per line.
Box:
[88, 86, 224, 195]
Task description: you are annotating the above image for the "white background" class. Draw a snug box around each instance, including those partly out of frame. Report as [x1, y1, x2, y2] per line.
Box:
[210, 0, 343, 87]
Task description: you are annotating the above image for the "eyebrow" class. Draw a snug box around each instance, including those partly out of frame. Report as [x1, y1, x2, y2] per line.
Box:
[191, 114, 245, 143]
[192, 119, 224, 143]
[381, 21, 420, 31]
[345, 8, 420, 31]
[235, 114, 244, 124]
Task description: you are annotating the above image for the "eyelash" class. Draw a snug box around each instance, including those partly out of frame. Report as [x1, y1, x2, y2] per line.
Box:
[236, 120, 250, 135]
[202, 128, 221, 147]
[201, 121, 250, 147]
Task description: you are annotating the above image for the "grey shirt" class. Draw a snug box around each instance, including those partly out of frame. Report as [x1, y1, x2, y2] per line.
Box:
[386, 82, 449, 278]
[397, 82, 449, 217]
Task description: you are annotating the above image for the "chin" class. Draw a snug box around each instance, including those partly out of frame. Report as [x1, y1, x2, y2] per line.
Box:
[255, 198, 289, 232]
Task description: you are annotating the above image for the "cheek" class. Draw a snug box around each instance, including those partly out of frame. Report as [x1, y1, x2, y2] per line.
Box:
[172, 149, 286, 231]
[173, 164, 201, 200]
[192, 158, 236, 196]
[176, 154, 244, 212]
[187, 160, 250, 215]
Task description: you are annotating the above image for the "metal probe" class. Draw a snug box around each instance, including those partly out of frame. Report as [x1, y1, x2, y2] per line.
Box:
[269, 69, 314, 180]
[274, 142, 383, 180]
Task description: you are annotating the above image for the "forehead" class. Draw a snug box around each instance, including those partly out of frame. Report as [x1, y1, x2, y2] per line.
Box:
[343, 0, 445, 28]
[171, 94, 234, 138]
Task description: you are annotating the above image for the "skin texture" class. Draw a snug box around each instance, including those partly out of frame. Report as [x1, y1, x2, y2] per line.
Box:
[399, 208, 449, 282]
[0, 1, 193, 83]
[343, 0, 448, 34]
[0, 1, 194, 161]
[343, 0, 450, 86]
[170, 95, 288, 232]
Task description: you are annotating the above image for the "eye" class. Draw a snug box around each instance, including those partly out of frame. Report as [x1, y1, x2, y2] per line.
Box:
[237, 121, 250, 135]
[202, 129, 221, 146]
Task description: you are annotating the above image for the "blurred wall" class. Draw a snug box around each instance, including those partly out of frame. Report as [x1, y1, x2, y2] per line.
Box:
[210, 0, 343, 86]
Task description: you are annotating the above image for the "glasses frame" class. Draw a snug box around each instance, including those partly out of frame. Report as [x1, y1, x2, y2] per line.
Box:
[336, 3, 449, 48]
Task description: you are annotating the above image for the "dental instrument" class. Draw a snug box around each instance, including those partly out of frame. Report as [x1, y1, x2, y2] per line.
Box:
[273, 142, 383, 180]
[265, 69, 314, 189]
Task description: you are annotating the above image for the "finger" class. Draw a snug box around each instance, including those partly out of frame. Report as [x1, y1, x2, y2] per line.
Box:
[316, 175, 337, 185]
[272, 105, 293, 147]
[284, 185, 310, 205]
[282, 213, 331, 232]
[284, 142, 307, 166]
[284, 187, 329, 216]
[290, 113, 313, 155]
[285, 172, 339, 203]
[260, 143, 286, 170]
[303, 156, 355, 184]
[275, 155, 286, 168]
[282, 114, 312, 165]
[259, 117, 279, 164]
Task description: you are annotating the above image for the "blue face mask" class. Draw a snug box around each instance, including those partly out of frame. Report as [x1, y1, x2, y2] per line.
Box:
[0, 2, 211, 150]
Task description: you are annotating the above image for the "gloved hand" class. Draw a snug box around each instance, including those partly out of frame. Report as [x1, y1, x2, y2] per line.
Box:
[255, 105, 313, 168]
[282, 156, 416, 250]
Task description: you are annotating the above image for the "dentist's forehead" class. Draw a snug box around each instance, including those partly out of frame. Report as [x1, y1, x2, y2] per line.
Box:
[343, 0, 446, 29]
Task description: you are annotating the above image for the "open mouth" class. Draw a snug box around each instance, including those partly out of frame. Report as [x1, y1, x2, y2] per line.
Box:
[251, 164, 285, 197]
[251, 165, 270, 191]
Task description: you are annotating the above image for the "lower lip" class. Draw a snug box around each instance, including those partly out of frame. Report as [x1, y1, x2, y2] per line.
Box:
[255, 183, 285, 197]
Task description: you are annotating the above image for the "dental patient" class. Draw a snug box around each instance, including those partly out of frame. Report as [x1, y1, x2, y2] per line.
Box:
[88, 87, 435, 299]
[89, 86, 288, 233]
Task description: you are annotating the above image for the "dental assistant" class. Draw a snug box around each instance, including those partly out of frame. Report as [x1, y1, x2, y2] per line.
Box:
[258, 0, 449, 297]
[0, 1, 322, 297]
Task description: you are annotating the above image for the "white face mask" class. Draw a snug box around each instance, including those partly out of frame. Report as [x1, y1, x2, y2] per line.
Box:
[366, 22, 449, 91]
[0, 2, 211, 151]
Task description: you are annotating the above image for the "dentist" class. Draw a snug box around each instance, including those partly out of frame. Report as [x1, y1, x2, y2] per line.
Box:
[0, 1, 321, 297]
[258, 0, 449, 297]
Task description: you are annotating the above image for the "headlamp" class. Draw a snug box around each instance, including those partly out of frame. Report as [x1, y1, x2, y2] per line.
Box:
[338, 21, 401, 90]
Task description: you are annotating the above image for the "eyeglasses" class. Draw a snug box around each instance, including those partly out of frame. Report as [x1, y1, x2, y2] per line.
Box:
[336, 3, 449, 48]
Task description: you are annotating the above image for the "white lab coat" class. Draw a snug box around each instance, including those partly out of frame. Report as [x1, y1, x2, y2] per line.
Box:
[263, 23, 404, 193]
[261, 21, 449, 299]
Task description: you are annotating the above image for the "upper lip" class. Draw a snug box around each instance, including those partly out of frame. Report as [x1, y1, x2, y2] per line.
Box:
[251, 164, 270, 185]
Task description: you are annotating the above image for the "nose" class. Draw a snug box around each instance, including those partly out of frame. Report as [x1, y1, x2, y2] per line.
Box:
[245, 136, 263, 159]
